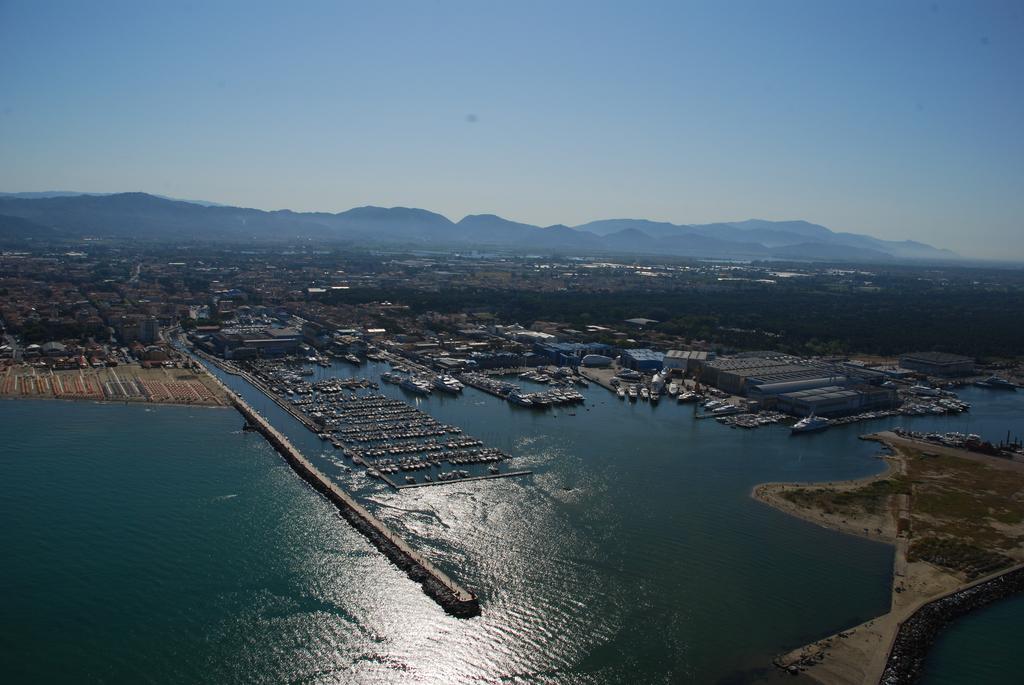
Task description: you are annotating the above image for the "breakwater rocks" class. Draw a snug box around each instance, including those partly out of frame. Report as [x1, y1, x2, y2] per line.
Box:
[881, 565, 1024, 684]
[231, 392, 481, 618]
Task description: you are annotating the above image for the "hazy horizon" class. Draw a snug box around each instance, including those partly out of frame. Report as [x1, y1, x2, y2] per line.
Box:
[1, 1, 1022, 258]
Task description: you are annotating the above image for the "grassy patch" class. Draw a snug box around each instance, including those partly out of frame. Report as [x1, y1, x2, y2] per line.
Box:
[779, 476, 911, 516]
[908, 537, 1014, 580]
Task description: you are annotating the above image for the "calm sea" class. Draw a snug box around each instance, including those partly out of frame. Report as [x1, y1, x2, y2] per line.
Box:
[1, 364, 1020, 683]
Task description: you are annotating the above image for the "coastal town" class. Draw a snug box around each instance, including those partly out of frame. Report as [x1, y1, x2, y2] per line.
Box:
[6, 4, 1024, 683]
[2, 248, 1021, 438]
[2, 245, 1023, 683]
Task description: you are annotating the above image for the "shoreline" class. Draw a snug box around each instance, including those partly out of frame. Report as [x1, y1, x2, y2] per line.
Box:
[751, 455, 898, 544]
[1, 362, 229, 407]
[0, 394, 229, 409]
[755, 434, 1024, 684]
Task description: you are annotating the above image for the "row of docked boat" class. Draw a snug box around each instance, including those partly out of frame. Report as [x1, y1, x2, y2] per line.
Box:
[458, 372, 518, 397]
[900, 397, 970, 416]
[615, 382, 701, 404]
[518, 368, 590, 387]
[507, 387, 585, 408]
[381, 371, 465, 396]
[243, 359, 514, 485]
[715, 411, 788, 429]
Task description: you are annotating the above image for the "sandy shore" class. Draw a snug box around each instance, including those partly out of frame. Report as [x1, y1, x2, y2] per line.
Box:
[754, 437, 973, 684]
[0, 363, 228, 406]
[752, 455, 898, 544]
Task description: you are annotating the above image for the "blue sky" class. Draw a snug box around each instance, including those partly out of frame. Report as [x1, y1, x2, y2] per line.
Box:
[1, 1, 1021, 258]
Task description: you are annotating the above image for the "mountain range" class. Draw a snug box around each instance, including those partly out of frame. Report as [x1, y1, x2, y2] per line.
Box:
[0, 192, 959, 262]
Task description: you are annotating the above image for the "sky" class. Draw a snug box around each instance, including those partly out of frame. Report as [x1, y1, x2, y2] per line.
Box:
[1, 1, 1022, 259]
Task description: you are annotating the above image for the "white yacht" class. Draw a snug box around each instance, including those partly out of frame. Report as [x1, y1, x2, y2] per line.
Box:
[791, 415, 830, 434]
[400, 377, 432, 395]
[508, 391, 534, 407]
[432, 375, 464, 393]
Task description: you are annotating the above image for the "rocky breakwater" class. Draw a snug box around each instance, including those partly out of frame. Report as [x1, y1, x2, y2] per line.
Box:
[881, 565, 1024, 684]
[230, 389, 481, 618]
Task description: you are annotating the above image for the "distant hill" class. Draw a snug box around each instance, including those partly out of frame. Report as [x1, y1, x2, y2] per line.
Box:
[0, 191, 226, 206]
[0, 191, 960, 262]
[573, 218, 958, 261]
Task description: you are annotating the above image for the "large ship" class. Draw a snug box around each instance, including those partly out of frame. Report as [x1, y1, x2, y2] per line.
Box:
[400, 377, 432, 395]
[507, 391, 534, 407]
[791, 415, 830, 434]
[432, 375, 464, 394]
[974, 376, 1017, 391]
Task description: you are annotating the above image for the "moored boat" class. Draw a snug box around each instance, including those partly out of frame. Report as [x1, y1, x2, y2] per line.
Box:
[791, 414, 830, 434]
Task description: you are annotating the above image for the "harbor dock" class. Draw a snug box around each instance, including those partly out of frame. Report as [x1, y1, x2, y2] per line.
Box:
[226, 383, 481, 618]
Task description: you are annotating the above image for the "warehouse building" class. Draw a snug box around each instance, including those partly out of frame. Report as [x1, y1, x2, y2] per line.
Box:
[620, 348, 665, 371]
[773, 384, 898, 417]
[211, 327, 301, 359]
[537, 342, 614, 367]
[899, 351, 974, 377]
[699, 353, 848, 396]
[664, 349, 712, 373]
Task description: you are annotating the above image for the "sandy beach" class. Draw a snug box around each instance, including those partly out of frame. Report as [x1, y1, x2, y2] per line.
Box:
[754, 433, 1024, 684]
[0, 363, 228, 406]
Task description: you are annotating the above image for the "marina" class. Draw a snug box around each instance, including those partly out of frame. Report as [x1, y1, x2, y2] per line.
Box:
[222, 380, 480, 617]
[231, 357, 532, 489]
[3, 362, 1022, 684]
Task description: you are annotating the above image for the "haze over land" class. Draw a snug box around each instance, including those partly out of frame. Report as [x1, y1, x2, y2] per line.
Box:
[1, 2, 1022, 259]
[0, 191, 959, 262]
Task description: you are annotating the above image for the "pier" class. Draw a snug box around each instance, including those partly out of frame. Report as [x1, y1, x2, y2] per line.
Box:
[222, 381, 481, 617]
